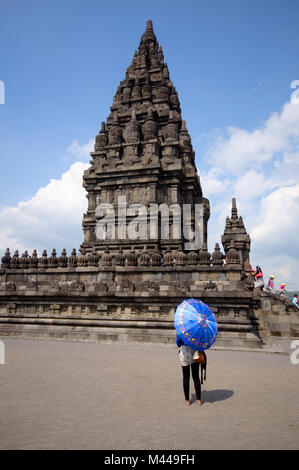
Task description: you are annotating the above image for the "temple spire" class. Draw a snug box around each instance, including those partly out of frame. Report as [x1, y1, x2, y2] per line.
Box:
[85, 20, 210, 255]
[222, 198, 251, 271]
[139, 19, 158, 54]
[146, 19, 153, 30]
[231, 197, 238, 220]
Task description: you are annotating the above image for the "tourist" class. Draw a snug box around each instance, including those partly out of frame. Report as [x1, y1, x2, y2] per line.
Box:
[254, 266, 264, 291]
[266, 275, 276, 294]
[292, 294, 299, 309]
[176, 334, 202, 406]
[279, 283, 287, 296]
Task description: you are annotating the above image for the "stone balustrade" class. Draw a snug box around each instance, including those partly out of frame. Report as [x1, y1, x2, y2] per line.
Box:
[1, 243, 231, 270]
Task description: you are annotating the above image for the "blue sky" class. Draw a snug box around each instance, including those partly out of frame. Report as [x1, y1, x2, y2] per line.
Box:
[1, 0, 299, 288]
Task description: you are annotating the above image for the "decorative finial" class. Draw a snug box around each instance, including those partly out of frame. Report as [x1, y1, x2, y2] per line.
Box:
[231, 198, 238, 220]
[146, 19, 153, 31]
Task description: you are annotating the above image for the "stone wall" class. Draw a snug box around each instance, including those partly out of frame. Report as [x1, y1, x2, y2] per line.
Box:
[0, 264, 264, 348]
[254, 292, 299, 341]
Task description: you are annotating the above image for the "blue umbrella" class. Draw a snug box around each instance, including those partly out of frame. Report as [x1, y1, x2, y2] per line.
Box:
[174, 298, 218, 351]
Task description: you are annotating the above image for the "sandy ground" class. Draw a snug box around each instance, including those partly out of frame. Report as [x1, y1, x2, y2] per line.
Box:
[0, 337, 298, 450]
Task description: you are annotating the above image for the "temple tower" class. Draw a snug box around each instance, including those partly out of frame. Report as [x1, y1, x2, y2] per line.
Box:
[221, 198, 251, 272]
[82, 20, 210, 256]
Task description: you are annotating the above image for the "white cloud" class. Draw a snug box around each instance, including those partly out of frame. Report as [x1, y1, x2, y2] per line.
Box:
[207, 99, 299, 174]
[233, 170, 275, 201]
[62, 139, 94, 162]
[251, 184, 299, 255]
[200, 98, 299, 288]
[0, 160, 89, 255]
[200, 168, 231, 197]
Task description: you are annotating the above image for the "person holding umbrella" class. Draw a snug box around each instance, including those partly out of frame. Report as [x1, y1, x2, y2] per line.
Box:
[279, 283, 287, 296]
[176, 334, 203, 406]
[175, 298, 218, 407]
[266, 275, 276, 294]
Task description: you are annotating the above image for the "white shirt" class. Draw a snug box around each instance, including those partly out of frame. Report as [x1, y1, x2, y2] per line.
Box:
[179, 345, 196, 367]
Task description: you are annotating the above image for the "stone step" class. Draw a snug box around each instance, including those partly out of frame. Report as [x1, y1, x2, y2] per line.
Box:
[0, 315, 256, 332]
[215, 330, 262, 349]
[0, 322, 263, 349]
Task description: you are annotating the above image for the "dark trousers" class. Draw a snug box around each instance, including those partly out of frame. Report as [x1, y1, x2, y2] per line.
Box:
[182, 362, 201, 401]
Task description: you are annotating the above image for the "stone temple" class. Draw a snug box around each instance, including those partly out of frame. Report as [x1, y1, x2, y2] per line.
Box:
[82, 19, 210, 256]
[0, 21, 298, 346]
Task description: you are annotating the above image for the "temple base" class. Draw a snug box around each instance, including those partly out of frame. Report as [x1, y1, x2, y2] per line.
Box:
[0, 265, 297, 350]
[0, 319, 262, 350]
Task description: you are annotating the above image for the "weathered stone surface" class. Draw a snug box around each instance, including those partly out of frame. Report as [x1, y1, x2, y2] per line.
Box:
[83, 21, 209, 258]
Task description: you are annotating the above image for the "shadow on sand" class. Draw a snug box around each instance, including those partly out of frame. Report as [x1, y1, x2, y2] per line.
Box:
[191, 389, 234, 404]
